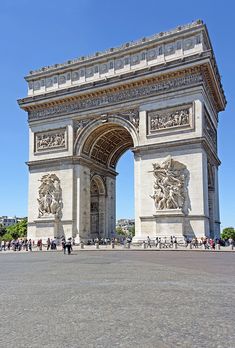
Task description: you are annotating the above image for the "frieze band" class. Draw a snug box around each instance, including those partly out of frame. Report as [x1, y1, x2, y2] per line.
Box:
[28, 73, 203, 120]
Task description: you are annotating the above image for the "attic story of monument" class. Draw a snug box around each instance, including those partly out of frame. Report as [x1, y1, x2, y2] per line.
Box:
[18, 20, 226, 242]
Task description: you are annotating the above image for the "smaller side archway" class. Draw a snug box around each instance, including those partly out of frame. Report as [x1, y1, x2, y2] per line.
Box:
[90, 174, 106, 239]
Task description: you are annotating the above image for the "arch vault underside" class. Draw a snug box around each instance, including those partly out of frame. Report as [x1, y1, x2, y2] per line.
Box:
[80, 123, 134, 169]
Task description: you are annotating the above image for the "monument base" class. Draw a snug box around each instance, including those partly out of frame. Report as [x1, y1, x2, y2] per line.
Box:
[154, 209, 185, 241]
[133, 209, 186, 244]
[34, 217, 59, 242]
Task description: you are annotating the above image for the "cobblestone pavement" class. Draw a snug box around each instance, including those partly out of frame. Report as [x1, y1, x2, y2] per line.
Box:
[0, 251, 234, 348]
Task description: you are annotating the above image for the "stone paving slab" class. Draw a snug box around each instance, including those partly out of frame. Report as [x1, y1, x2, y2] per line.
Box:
[0, 251, 234, 348]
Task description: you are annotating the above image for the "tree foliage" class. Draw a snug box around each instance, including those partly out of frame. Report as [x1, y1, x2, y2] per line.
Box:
[116, 225, 135, 237]
[1, 233, 13, 241]
[128, 225, 135, 237]
[221, 227, 235, 240]
[116, 226, 126, 236]
[1, 218, 28, 240]
[0, 224, 7, 237]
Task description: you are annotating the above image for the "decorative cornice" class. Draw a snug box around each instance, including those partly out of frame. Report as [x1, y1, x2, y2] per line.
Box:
[19, 53, 208, 106]
[27, 135, 220, 172]
[23, 68, 203, 121]
[27, 155, 118, 177]
[133, 136, 220, 166]
[18, 59, 226, 121]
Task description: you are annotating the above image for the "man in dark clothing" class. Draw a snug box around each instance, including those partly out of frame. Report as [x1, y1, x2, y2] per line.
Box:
[47, 238, 51, 251]
[66, 238, 72, 255]
[61, 238, 66, 254]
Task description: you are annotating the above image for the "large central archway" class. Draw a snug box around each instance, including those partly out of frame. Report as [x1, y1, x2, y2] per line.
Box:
[82, 124, 134, 169]
[76, 115, 138, 167]
[74, 117, 137, 240]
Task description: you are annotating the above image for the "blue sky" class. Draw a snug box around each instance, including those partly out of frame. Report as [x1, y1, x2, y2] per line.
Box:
[0, 0, 234, 228]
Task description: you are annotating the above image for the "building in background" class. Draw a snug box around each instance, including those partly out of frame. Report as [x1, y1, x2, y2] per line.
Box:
[0, 216, 25, 227]
[116, 219, 135, 235]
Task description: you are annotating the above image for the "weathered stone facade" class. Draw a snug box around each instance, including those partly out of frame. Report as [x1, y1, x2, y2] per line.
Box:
[18, 20, 226, 241]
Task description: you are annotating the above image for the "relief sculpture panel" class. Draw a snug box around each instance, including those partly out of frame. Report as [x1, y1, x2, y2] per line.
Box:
[148, 104, 192, 134]
[37, 174, 63, 219]
[35, 128, 67, 152]
[150, 156, 189, 214]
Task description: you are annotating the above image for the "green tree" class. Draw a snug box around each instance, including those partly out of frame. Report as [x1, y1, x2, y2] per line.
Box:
[221, 227, 235, 240]
[0, 224, 7, 237]
[5, 218, 28, 239]
[1, 233, 13, 241]
[128, 225, 135, 237]
[116, 226, 126, 236]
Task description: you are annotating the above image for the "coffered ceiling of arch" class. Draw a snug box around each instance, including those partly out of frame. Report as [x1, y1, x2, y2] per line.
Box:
[82, 124, 133, 168]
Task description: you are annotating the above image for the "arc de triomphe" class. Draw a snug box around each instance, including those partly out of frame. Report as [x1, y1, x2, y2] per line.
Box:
[18, 21, 226, 242]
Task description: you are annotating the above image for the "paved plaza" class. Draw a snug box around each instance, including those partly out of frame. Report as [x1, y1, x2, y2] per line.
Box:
[0, 250, 234, 348]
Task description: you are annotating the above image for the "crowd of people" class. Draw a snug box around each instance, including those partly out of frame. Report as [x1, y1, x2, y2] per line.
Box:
[185, 236, 234, 249]
[0, 237, 71, 253]
[85, 237, 122, 245]
[0, 239, 33, 251]
[0, 235, 234, 252]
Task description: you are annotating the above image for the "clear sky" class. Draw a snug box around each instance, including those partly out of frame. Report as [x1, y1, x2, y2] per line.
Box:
[0, 0, 234, 228]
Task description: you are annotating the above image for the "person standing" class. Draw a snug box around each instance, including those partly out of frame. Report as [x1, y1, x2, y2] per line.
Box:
[25, 239, 28, 251]
[28, 239, 32, 251]
[47, 238, 51, 251]
[62, 238, 66, 254]
[66, 238, 72, 255]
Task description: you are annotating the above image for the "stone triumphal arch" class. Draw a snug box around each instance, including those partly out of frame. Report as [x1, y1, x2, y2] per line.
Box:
[18, 21, 226, 242]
